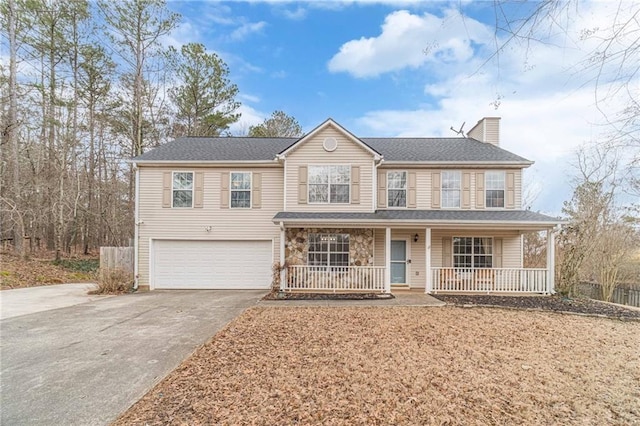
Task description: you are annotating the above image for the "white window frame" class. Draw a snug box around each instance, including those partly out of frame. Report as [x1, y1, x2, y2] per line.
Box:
[172, 171, 193, 208]
[387, 171, 407, 208]
[441, 170, 461, 209]
[230, 171, 252, 209]
[485, 171, 505, 209]
[308, 165, 351, 204]
[452, 236, 494, 269]
[308, 233, 350, 269]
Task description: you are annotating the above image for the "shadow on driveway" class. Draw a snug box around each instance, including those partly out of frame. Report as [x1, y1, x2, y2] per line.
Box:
[0, 290, 265, 426]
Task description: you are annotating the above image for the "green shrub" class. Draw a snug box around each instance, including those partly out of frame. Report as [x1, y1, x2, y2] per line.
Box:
[52, 258, 100, 273]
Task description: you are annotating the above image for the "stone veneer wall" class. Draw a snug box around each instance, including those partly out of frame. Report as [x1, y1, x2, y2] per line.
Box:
[285, 228, 374, 267]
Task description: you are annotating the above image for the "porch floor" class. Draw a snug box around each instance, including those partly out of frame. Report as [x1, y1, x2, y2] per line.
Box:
[258, 291, 445, 307]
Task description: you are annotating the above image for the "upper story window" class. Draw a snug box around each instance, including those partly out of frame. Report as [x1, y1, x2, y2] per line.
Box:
[172, 172, 193, 208]
[387, 171, 407, 207]
[308, 165, 350, 203]
[453, 237, 493, 268]
[485, 171, 505, 208]
[441, 171, 461, 208]
[230, 172, 251, 208]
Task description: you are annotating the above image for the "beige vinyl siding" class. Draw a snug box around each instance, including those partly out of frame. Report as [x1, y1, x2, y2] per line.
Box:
[377, 168, 522, 210]
[285, 126, 374, 211]
[137, 166, 283, 287]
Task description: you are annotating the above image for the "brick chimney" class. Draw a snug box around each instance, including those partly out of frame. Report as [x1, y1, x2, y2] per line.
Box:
[468, 117, 500, 146]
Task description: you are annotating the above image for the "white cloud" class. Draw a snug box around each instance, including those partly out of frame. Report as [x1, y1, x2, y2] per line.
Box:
[270, 70, 288, 78]
[229, 104, 267, 135]
[229, 21, 267, 41]
[280, 6, 307, 20]
[328, 9, 491, 77]
[238, 93, 261, 103]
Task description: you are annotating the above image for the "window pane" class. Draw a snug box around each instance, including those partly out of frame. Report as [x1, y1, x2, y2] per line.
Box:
[390, 263, 406, 283]
[442, 171, 461, 189]
[442, 190, 460, 208]
[331, 166, 350, 184]
[309, 184, 328, 203]
[173, 172, 193, 190]
[486, 171, 505, 190]
[388, 189, 406, 207]
[308, 166, 329, 184]
[388, 171, 407, 189]
[391, 240, 406, 261]
[172, 190, 192, 207]
[231, 190, 251, 208]
[231, 172, 251, 190]
[486, 190, 504, 208]
[331, 184, 350, 203]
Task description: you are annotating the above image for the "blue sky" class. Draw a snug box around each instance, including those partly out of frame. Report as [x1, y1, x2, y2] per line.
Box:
[164, 0, 635, 215]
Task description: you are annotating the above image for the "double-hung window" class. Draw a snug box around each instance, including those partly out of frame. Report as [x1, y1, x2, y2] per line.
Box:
[485, 171, 505, 208]
[308, 165, 350, 203]
[172, 172, 193, 208]
[441, 171, 461, 208]
[453, 237, 493, 268]
[308, 233, 350, 269]
[230, 172, 251, 208]
[387, 171, 407, 207]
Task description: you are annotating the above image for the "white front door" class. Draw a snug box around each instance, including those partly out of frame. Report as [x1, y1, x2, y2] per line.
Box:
[390, 240, 408, 284]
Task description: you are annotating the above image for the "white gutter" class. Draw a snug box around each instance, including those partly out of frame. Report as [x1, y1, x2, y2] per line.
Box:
[133, 163, 140, 290]
[380, 160, 534, 167]
[130, 160, 279, 166]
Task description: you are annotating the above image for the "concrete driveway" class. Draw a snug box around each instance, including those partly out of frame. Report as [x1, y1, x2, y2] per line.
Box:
[0, 289, 265, 426]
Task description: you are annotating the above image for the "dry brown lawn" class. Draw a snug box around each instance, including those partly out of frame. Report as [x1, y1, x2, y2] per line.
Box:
[115, 307, 640, 426]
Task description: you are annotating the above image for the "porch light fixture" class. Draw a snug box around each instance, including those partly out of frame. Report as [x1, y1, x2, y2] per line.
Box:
[414, 233, 419, 243]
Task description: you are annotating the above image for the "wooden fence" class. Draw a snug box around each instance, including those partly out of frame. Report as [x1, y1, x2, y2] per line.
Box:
[576, 282, 640, 308]
[100, 246, 134, 277]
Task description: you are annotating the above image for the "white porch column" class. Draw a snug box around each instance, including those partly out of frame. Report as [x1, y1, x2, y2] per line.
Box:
[425, 227, 432, 293]
[546, 228, 556, 294]
[279, 223, 286, 291]
[385, 227, 391, 293]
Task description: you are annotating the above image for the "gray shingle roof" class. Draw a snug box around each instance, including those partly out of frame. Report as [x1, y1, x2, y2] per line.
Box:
[133, 137, 297, 162]
[132, 136, 531, 164]
[361, 138, 530, 163]
[273, 210, 561, 224]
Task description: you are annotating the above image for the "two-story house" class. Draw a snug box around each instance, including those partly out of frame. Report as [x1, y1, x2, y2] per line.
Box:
[132, 118, 561, 294]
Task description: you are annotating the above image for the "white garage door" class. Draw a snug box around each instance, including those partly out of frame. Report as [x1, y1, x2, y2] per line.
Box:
[152, 240, 272, 289]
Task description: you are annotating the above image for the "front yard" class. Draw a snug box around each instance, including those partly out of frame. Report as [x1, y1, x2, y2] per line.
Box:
[115, 307, 640, 425]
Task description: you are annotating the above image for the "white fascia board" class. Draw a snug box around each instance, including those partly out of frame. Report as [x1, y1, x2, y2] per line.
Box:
[380, 161, 534, 168]
[133, 160, 281, 167]
[272, 218, 562, 229]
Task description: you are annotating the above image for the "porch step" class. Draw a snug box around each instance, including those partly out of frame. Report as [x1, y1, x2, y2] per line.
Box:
[391, 284, 411, 292]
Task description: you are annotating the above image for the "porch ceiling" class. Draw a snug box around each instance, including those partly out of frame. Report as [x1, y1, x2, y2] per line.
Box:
[273, 210, 563, 231]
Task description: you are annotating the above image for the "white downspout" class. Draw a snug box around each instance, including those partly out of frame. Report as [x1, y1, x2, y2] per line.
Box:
[425, 227, 432, 293]
[133, 164, 140, 290]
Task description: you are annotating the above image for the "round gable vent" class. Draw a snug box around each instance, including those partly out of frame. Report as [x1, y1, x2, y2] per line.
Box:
[323, 137, 338, 152]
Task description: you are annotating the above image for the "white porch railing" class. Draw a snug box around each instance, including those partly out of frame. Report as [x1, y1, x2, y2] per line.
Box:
[431, 268, 548, 293]
[286, 265, 386, 293]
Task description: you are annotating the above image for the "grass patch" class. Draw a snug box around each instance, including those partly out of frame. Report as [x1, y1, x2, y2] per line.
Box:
[52, 258, 100, 273]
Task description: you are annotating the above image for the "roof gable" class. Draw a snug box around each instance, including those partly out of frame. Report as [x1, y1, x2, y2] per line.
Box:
[278, 118, 381, 159]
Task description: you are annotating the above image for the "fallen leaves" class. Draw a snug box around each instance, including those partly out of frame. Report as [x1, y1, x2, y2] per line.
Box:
[114, 307, 640, 426]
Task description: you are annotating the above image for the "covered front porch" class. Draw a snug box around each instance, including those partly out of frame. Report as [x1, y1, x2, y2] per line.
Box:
[276, 219, 558, 295]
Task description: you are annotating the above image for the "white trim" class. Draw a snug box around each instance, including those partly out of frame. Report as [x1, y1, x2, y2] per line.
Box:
[425, 227, 432, 293]
[452, 236, 494, 269]
[283, 159, 287, 211]
[384, 228, 391, 293]
[273, 218, 563, 229]
[133, 165, 140, 289]
[390, 237, 411, 285]
[485, 170, 506, 209]
[280, 223, 285, 291]
[386, 170, 408, 208]
[229, 171, 252, 209]
[441, 170, 462, 209]
[307, 164, 351, 205]
[380, 161, 533, 167]
[171, 171, 194, 209]
[372, 159, 377, 211]
[133, 160, 278, 165]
